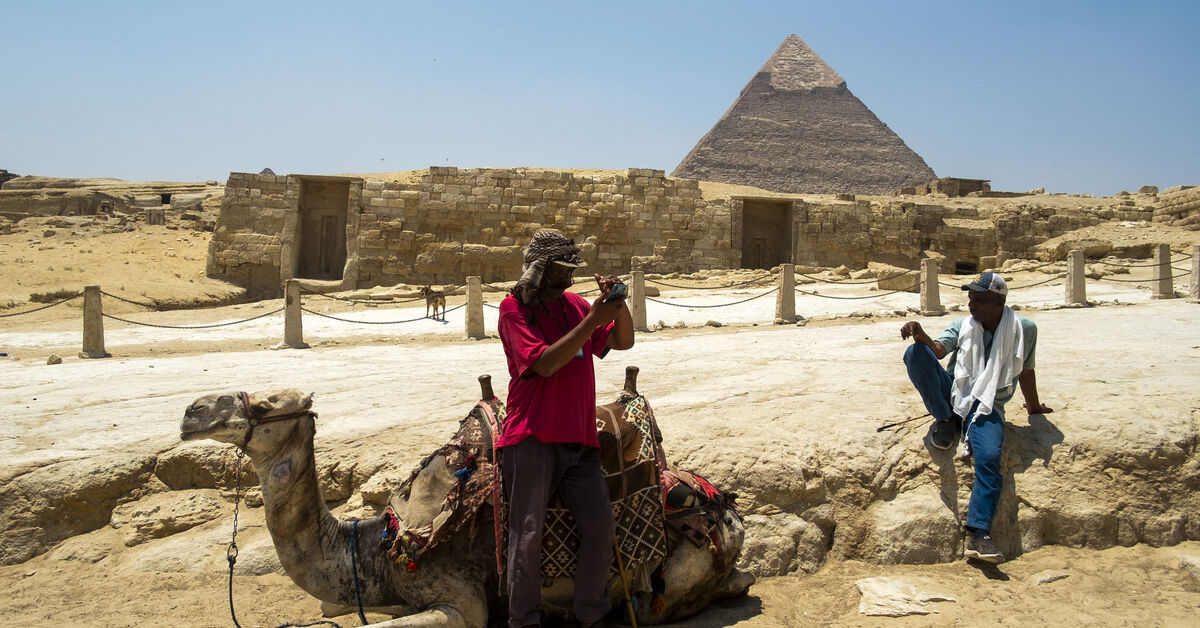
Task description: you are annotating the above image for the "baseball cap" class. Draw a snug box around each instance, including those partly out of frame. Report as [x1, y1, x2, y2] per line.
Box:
[961, 271, 1008, 296]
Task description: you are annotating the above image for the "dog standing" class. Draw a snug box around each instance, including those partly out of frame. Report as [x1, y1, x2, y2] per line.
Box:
[419, 285, 446, 320]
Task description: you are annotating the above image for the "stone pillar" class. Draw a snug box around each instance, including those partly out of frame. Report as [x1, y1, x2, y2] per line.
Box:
[466, 276, 485, 339]
[1190, 245, 1200, 303]
[1066, 249, 1088, 306]
[282, 279, 309, 348]
[920, 259, 944, 316]
[629, 271, 648, 332]
[80, 285, 109, 358]
[1152, 244, 1176, 299]
[775, 264, 796, 324]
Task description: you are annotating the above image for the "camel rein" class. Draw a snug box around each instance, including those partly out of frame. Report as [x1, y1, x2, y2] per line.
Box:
[223, 392, 363, 628]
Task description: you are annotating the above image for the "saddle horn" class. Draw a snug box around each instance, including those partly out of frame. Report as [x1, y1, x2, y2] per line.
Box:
[623, 365, 639, 396]
[478, 374, 495, 401]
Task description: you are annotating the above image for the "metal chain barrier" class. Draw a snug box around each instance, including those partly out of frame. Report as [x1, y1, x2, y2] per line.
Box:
[0, 292, 82, 318]
[795, 269, 915, 285]
[1098, 270, 1192, 283]
[795, 283, 919, 300]
[645, 273, 773, 290]
[1005, 274, 1066, 290]
[1095, 258, 1168, 268]
[646, 286, 779, 308]
[304, 291, 427, 305]
[300, 303, 465, 325]
[99, 290, 159, 309]
[102, 307, 285, 329]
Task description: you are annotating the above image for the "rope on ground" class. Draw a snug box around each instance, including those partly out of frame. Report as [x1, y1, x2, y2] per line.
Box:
[646, 286, 779, 308]
[0, 292, 83, 318]
[102, 307, 285, 329]
[300, 303, 465, 325]
[795, 284, 919, 300]
[795, 269, 915, 285]
[99, 290, 159, 309]
[644, 273, 773, 290]
[1097, 270, 1192, 283]
[483, 302, 500, 309]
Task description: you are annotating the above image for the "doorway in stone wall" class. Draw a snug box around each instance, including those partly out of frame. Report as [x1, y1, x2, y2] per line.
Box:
[740, 199, 792, 269]
[297, 178, 349, 280]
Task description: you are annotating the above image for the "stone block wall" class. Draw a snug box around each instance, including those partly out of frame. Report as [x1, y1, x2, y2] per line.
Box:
[209, 167, 1193, 297]
[209, 167, 739, 295]
[206, 173, 294, 294]
[1154, 186, 1200, 230]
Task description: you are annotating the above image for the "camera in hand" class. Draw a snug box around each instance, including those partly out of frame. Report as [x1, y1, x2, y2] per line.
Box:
[603, 282, 627, 303]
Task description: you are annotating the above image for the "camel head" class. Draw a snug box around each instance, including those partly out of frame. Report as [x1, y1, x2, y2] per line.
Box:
[180, 389, 315, 456]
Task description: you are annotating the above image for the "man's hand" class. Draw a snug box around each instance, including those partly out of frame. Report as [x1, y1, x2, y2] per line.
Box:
[900, 321, 926, 341]
[587, 274, 625, 326]
[1024, 402, 1053, 415]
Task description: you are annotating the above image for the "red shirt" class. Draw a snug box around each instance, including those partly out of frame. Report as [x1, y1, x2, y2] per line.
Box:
[496, 292, 613, 449]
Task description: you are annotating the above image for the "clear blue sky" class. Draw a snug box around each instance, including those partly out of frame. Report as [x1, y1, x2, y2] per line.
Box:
[2, 1, 1197, 196]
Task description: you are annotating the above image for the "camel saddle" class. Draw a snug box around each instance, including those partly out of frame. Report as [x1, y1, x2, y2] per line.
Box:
[382, 392, 672, 579]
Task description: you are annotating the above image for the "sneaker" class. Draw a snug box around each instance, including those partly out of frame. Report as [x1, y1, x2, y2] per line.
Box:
[964, 532, 1005, 564]
[929, 418, 959, 450]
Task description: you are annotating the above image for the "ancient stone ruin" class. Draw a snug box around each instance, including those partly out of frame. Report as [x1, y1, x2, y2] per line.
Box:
[672, 34, 936, 195]
[206, 166, 1188, 297]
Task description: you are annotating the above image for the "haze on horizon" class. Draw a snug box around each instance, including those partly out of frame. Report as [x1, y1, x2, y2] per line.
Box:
[2, 0, 1197, 197]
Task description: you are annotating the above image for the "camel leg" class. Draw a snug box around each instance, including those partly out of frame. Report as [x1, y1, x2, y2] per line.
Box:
[714, 568, 756, 600]
[358, 604, 475, 628]
[321, 601, 416, 619]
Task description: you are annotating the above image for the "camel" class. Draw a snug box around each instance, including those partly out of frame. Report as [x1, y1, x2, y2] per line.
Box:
[179, 368, 754, 627]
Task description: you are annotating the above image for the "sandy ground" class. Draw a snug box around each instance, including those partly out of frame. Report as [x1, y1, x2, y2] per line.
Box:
[2, 221, 1200, 627]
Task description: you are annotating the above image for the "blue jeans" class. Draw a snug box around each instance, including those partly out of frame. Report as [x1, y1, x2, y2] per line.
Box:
[904, 343, 1004, 533]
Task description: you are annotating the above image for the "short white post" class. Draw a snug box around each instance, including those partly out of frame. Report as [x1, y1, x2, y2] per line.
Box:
[775, 264, 796, 324]
[80, 285, 109, 358]
[466, 276, 485, 339]
[283, 279, 309, 348]
[629, 271, 648, 332]
[1066, 249, 1088, 306]
[1152, 244, 1176, 299]
[920, 259, 943, 316]
[1190, 245, 1200, 303]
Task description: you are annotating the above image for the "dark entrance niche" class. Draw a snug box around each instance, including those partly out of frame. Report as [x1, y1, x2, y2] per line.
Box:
[297, 178, 349, 280]
[160, 193, 172, 205]
[954, 261, 978, 275]
[740, 199, 792, 270]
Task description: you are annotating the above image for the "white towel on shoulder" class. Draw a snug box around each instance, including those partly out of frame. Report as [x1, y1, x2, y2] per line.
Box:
[951, 306, 1024, 421]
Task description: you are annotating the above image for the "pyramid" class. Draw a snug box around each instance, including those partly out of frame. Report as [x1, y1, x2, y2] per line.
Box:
[673, 34, 935, 195]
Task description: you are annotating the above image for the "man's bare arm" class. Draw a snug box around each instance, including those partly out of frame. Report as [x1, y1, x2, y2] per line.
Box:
[900, 321, 947, 359]
[1018, 369, 1052, 414]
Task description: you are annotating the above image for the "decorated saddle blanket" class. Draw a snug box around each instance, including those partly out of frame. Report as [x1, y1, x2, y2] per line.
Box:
[379, 392, 732, 579]
[497, 392, 670, 579]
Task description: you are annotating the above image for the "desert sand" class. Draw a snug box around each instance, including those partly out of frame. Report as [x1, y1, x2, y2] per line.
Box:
[2, 219, 1200, 627]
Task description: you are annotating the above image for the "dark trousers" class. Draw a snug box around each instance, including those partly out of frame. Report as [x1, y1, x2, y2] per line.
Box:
[502, 438, 615, 627]
[904, 343, 1005, 532]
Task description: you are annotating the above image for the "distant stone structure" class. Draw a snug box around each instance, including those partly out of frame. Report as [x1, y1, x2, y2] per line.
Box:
[0, 169, 17, 188]
[207, 167, 1172, 297]
[0, 176, 223, 227]
[1155, 185, 1200, 229]
[672, 34, 936, 195]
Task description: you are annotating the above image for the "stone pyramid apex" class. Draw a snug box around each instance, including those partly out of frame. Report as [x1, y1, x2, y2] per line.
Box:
[758, 34, 845, 91]
[673, 33, 935, 194]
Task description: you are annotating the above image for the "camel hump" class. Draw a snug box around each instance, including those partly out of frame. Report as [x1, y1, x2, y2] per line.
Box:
[478, 374, 494, 401]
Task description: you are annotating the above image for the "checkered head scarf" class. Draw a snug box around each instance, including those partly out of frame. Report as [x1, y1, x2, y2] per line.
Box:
[514, 230, 584, 306]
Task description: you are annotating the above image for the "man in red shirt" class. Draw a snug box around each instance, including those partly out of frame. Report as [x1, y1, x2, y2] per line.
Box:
[497, 230, 635, 628]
